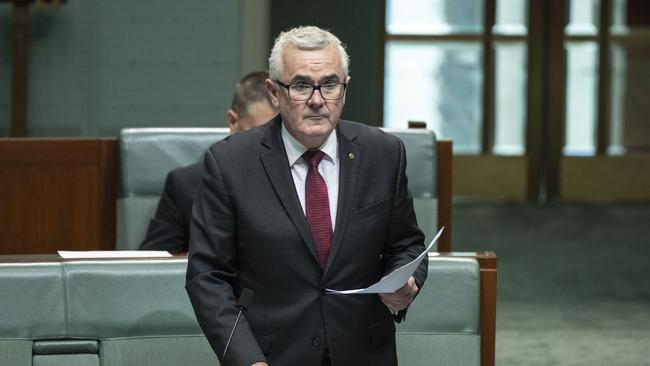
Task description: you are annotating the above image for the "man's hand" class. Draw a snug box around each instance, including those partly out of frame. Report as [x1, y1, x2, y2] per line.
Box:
[379, 276, 419, 311]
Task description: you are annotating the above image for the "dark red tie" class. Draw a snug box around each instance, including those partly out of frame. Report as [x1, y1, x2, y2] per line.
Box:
[303, 150, 332, 269]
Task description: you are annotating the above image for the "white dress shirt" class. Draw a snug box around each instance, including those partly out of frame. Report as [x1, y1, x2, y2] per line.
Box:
[281, 123, 339, 230]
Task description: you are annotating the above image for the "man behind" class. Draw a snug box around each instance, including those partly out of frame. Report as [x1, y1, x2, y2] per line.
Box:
[139, 71, 278, 252]
[186, 26, 427, 366]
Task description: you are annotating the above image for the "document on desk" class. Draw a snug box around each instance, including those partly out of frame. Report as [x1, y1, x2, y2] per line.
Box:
[325, 227, 443, 294]
[58, 251, 172, 259]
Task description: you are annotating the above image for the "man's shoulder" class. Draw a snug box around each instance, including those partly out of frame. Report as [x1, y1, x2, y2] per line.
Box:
[208, 119, 277, 156]
[338, 120, 401, 146]
[167, 163, 202, 187]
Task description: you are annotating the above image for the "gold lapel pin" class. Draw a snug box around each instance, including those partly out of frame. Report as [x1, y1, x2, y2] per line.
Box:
[348, 152, 355, 160]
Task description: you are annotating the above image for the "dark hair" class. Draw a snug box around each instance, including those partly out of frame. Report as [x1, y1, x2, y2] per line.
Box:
[230, 71, 273, 117]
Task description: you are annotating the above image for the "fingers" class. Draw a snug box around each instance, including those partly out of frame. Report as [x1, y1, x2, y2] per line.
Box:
[379, 277, 419, 311]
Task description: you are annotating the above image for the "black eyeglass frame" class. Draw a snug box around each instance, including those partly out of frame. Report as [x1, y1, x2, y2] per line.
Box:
[274, 80, 348, 101]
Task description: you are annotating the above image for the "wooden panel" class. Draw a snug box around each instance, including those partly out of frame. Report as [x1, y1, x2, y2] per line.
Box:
[437, 140, 453, 252]
[454, 155, 527, 200]
[0, 139, 117, 254]
[561, 156, 650, 200]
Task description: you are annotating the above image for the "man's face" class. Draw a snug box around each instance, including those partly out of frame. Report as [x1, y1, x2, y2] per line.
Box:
[227, 100, 278, 133]
[268, 45, 349, 149]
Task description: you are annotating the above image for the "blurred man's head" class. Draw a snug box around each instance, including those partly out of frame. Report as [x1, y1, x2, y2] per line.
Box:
[227, 71, 278, 133]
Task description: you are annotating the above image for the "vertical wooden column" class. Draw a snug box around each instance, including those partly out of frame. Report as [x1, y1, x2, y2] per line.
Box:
[545, 0, 568, 201]
[476, 251, 497, 366]
[526, 2, 546, 202]
[481, 0, 496, 154]
[436, 140, 453, 252]
[596, 0, 613, 155]
[10, 0, 30, 137]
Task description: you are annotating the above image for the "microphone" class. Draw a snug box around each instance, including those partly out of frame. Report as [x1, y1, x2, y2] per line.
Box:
[223, 288, 255, 360]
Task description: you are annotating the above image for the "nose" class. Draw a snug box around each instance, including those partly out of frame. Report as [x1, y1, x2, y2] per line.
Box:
[307, 88, 325, 108]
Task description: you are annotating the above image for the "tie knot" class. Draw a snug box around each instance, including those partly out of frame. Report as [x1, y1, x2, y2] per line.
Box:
[302, 150, 325, 169]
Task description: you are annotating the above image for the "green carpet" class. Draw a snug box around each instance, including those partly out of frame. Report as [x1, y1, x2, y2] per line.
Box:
[453, 203, 650, 366]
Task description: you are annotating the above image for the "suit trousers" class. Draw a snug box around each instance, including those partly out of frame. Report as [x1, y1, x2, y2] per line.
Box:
[321, 355, 331, 366]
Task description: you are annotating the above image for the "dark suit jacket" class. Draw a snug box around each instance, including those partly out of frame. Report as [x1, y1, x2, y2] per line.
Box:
[186, 117, 427, 366]
[139, 163, 201, 252]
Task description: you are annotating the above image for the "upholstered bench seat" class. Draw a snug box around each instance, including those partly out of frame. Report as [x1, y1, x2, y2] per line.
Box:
[0, 254, 485, 366]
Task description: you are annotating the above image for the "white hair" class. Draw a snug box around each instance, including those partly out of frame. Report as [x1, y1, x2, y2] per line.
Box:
[268, 26, 350, 80]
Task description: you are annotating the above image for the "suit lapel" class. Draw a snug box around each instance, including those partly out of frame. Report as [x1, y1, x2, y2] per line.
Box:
[259, 118, 319, 263]
[324, 121, 361, 274]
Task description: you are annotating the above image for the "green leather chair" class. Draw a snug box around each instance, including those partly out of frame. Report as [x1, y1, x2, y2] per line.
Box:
[0, 254, 489, 366]
[116, 128, 230, 250]
[116, 127, 440, 250]
[396, 256, 481, 366]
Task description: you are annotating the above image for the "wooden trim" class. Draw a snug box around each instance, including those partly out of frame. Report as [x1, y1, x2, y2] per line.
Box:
[564, 33, 650, 43]
[386, 34, 483, 42]
[10, 0, 29, 137]
[596, 0, 613, 155]
[378, 0, 387, 126]
[436, 140, 452, 252]
[525, 0, 545, 202]
[476, 251, 497, 366]
[386, 34, 528, 42]
[0, 138, 103, 164]
[482, 0, 496, 154]
[564, 34, 599, 41]
[546, 0, 568, 201]
[438, 251, 497, 366]
[97, 139, 118, 249]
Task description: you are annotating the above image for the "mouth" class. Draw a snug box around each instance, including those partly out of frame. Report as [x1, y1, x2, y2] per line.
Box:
[304, 115, 328, 120]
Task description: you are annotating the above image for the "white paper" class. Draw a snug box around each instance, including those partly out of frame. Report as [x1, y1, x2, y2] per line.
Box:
[325, 227, 443, 294]
[57, 250, 172, 259]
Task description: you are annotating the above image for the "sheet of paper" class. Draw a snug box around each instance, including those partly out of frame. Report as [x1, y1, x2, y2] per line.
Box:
[58, 250, 172, 259]
[325, 227, 443, 294]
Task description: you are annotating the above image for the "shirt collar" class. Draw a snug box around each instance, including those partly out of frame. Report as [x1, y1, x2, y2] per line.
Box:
[281, 121, 338, 167]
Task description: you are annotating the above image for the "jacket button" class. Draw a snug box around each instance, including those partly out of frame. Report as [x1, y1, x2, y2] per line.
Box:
[312, 336, 321, 346]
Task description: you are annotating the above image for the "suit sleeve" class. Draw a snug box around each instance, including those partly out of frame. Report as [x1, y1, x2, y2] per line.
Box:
[381, 138, 428, 321]
[185, 149, 266, 366]
[139, 171, 188, 252]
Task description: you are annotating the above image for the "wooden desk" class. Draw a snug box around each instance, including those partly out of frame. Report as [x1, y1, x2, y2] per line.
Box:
[0, 138, 117, 254]
[0, 137, 452, 255]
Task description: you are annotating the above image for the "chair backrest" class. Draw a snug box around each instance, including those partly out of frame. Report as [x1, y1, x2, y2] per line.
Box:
[0, 258, 216, 366]
[396, 255, 481, 366]
[116, 127, 445, 250]
[382, 129, 439, 247]
[116, 128, 230, 250]
[0, 254, 490, 366]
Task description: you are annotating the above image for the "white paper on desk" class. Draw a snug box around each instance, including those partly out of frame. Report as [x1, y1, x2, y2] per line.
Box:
[325, 227, 443, 295]
[57, 250, 172, 259]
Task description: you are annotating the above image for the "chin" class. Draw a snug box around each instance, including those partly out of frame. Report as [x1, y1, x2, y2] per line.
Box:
[303, 123, 332, 135]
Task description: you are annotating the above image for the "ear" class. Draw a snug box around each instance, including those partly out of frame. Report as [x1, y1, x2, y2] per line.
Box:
[265, 79, 280, 108]
[226, 109, 239, 133]
[341, 75, 351, 104]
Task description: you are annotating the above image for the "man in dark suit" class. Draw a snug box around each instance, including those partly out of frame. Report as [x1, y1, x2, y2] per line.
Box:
[139, 71, 278, 252]
[186, 26, 427, 366]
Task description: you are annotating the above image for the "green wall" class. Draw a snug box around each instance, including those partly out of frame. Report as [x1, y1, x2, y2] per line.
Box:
[270, 0, 386, 127]
[0, 1, 240, 137]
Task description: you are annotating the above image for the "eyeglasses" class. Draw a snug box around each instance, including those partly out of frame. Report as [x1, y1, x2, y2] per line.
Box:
[275, 80, 347, 101]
